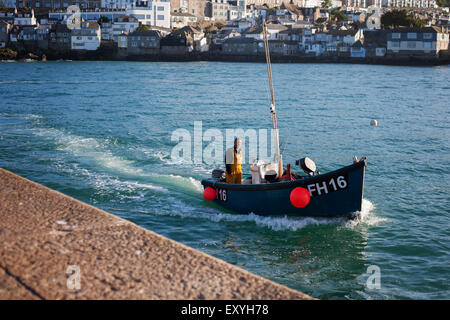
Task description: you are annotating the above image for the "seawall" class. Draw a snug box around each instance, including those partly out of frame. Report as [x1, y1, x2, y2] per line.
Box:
[0, 168, 313, 300]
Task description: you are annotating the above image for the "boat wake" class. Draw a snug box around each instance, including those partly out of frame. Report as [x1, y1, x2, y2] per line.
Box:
[33, 127, 203, 196]
[110, 198, 383, 232]
[206, 198, 383, 231]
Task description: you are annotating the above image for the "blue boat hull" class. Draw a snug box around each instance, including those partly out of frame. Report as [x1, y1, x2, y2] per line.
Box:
[201, 159, 366, 218]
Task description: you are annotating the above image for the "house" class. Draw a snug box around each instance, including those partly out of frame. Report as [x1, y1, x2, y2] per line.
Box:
[49, 23, 71, 52]
[213, 28, 241, 45]
[100, 21, 113, 41]
[270, 40, 300, 56]
[208, 0, 232, 21]
[171, 26, 207, 51]
[160, 33, 190, 55]
[20, 26, 37, 41]
[243, 24, 288, 41]
[127, 29, 161, 55]
[363, 29, 387, 58]
[117, 32, 128, 50]
[345, 11, 366, 24]
[279, 27, 302, 42]
[36, 24, 50, 50]
[221, 19, 252, 33]
[71, 21, 101, 51]
[112, 16, 139, 42]
[350, 39, 365, 58]
[327, 29, 364, 53]
[386, 27, 449, 58]
[222, 37, 258, 55]
[171, 12, 198, 29]
[14, 8, 37, 26]
[0, 20, 11, 48]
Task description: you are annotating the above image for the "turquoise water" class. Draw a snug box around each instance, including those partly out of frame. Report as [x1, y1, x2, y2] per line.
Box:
[0, 61, 449, 299]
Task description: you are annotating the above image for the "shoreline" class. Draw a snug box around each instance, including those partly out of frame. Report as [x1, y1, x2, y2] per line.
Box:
[2, 49, 450, 66]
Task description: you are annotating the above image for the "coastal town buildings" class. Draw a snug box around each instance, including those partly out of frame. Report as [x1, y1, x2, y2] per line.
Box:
[127, 29, 161, 55]
[386, 26, 449, 57]
[111, 15, 139, 41]
[171, 11, 198, 28]
[71, 20, 101, 50]
[49, 22, 71, 51]
[0, 0, 449, 61]
[48, 1, 171, 29]
[6, 0, 101, 9]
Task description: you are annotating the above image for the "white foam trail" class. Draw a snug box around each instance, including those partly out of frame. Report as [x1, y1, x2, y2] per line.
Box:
[346, 199, 386, 228]
[34, 128, 202, 195]
[122, 197, 382, 232]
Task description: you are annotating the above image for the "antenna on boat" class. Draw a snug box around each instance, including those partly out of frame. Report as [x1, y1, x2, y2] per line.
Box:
[262, 20, 283, 177]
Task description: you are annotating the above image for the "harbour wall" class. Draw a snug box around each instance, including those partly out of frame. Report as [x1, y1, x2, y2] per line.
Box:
[0, 168, 313, 300]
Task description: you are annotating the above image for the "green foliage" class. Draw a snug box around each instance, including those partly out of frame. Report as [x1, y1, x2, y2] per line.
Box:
[321, 0, 332, 8]
[436, 0, 450, 7]
[330, 8, 348, 21]
[381, 10, 426, 29]
[136, 24, 150, 31]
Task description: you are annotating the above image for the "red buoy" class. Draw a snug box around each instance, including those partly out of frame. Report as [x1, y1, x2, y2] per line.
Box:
[290, 187, 310, 208]
[203, 187, 217, 201]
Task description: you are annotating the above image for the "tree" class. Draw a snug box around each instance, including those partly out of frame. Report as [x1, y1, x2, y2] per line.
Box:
[381, 10, 426, 29]
[136, 24, 150, 31]
[321, 0, 332, 8]
[436, 0, 450, 7]
[330, 8, 347, 22]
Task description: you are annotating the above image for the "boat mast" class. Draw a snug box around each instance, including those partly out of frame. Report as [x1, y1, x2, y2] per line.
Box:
[262, 20, 283, 176]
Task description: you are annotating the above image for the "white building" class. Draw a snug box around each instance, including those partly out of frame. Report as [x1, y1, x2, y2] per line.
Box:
[112, 16, 139, 41]
[71, 21, 101, 50]
[171, 12, 198, 28]
[382, 0, 437, 8]
[14, 9, 37, 26]
[50, 1, 171, 29]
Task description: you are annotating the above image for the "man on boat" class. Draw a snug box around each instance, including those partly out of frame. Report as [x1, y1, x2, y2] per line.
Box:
[225, 138, 243, 184]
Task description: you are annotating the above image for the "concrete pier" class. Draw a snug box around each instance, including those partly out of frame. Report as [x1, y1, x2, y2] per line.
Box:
[0, 168, 313, 300]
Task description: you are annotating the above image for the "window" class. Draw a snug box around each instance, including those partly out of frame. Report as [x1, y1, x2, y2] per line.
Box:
[391, 41, 399, 47]
[157, 15, 164, 20]
[407, 41, 416, 49]
[423, 33, 432, 40]
[158, 6, 164, 11]
[407, 32, 417, 39]
[423, 42, 432, 49]
[392, 32, 400, 39]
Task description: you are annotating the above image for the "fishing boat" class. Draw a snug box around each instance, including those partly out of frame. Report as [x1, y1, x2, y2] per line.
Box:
[201, 21, 367, 218]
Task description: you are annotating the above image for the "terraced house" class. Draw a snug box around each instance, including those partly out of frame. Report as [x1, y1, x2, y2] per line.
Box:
[127, 29, 161, 55]
[387, 27, 450, 58]
[71, 21, 101, 51]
